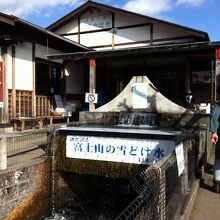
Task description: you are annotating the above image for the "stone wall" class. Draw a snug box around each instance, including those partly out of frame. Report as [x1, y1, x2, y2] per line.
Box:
[0, 157, 51, 220]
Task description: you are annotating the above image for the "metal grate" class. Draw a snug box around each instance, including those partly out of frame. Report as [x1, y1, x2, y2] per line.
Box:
[115, 142, 195, 220]
[116, 168, 160, 220]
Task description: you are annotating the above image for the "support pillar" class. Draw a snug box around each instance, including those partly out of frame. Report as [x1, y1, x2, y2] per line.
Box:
[2, 46, 9, 123]
[185, 57, 191, 94]
[215, 48, 220, 100]
[0, 137, 7, 170]
[12, 46, 16, 117]
[0, 61, 3, 122]
[32, 42, 36, 117]
[89, 58, 96, 111]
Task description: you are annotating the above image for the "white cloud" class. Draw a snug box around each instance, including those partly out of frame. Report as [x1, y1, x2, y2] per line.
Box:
[123, 0, 172, 16]
[0, 0, 207, 22]
[176, 0, 205, 6]
[0, 0, 82, 17]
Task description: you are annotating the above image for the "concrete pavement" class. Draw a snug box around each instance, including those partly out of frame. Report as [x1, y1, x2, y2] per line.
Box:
[189, 145, 220, 220]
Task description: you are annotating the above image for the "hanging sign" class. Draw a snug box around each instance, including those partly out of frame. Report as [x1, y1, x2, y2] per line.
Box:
[85, 93, 98, 104]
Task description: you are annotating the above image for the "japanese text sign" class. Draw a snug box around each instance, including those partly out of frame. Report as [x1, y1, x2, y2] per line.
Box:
[66, 135, 176, 165]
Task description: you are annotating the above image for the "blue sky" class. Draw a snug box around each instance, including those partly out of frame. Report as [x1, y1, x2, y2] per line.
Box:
[0, 0, 219, 41]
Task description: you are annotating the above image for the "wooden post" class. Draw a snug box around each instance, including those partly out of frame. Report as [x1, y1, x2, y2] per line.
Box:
[0, 137, 7, 170]
[0, 61, 3, 122]
[112, 35, 115, 49]
[12, 46, 16, 117]
[185, 57, 191, 94]
[111, 12, 115, 49]
[78, 17, 81, 44]
[89, 58, 96, 111]
[32, 42, 36, 117]
[150, 24, 153, 46]
[2, 46, 9, 123]
[216, 48, 220, 100]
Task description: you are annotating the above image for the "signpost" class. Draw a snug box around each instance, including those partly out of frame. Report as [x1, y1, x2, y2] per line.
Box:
[89, 58, 96, 111]
[85, 93, 98, 104]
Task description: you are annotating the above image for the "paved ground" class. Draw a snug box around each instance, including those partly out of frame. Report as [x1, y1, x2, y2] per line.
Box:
[190, 145, 220, 220]
[7, 148, 46, 168]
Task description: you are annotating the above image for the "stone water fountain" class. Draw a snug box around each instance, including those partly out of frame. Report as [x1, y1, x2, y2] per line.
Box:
[56, 76, 192, 177]
[48, 76, 209, 219]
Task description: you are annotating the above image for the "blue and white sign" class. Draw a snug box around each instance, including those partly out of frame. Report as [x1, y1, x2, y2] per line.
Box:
[66, 136, 176, 164]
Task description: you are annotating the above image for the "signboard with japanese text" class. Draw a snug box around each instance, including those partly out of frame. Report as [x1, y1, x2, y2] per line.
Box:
[132, 83, 148, 109]
[66, 135, 176, 165]
[80, 14, 112, 31]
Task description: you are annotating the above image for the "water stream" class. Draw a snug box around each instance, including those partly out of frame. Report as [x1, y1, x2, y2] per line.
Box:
[41, 132, 90, 220]
[118, 112, 158, 127]
[41, 131, 137, 220]
[41, 173, 137, 220]
[41, 112, 159, 219]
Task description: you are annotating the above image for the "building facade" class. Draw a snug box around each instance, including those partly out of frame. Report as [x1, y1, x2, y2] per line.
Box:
[47, 1, 219, 112]
[0, 1, 220, 127]
[0, 13, 88, 125]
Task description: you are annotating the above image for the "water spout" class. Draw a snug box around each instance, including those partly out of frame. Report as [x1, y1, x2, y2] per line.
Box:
[118, 112, 158, 127]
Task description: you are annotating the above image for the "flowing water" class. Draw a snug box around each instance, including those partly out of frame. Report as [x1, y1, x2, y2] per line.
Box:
[41, 112, 159, 219]
[41, 173, 136, 220]
[118, 112, 158, 127]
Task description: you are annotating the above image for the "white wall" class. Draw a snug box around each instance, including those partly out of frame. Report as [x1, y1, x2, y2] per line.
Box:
[55, 20, 78, 35]
[80, 31, 112, 47]
[115, 26, 150, 44]
[54, 8, 112, 35]
[65, 35, 78, 42]
[115, 14, 146, 26]
[15, 42, 33, 91]
[153, 23, 189, 40]
[35, 43, 63, 63]
[65, 63, 84, 94]
[53, 7, 196, 50]
[6, 43, 64, 91]
[80, 12, 112, 32]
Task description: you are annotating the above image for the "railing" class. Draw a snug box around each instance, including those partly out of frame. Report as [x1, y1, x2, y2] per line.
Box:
[0, 129, 51, 169]
[115, 140, 196, 220]
[0, 126, 206, 220]
[8, 90, 33, 118]
[8, 91, 52, 118]
[36, 95, 52, 117]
